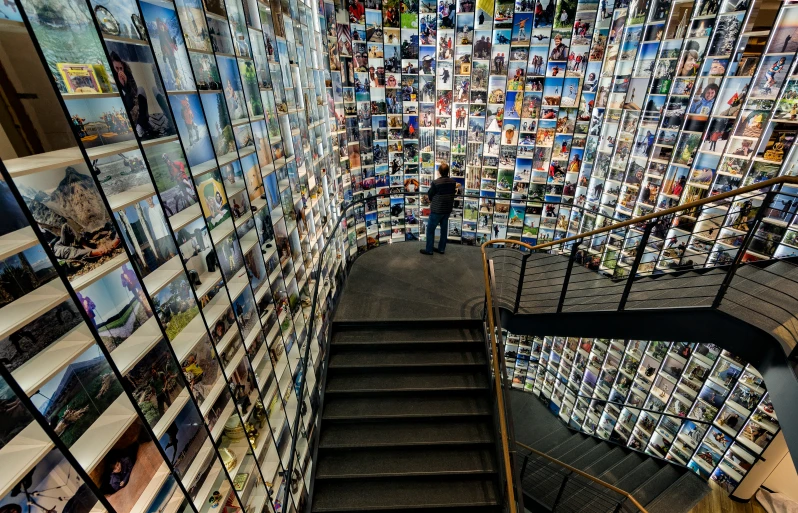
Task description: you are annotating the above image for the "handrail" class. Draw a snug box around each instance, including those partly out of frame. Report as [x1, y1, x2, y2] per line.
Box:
[516, 441, 649, 513]
[481, 175, 798, 255]
[482, 251, 519, 513]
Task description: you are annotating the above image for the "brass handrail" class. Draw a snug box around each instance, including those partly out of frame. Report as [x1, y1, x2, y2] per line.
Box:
[516, 441, 649, 513]
[478, 175, 798, 510]
[482, 251, 518, 513]
[481, 174, 798, 255]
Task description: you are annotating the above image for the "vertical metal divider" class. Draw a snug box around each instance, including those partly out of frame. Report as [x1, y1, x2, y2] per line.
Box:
[0, 160, 151, 513]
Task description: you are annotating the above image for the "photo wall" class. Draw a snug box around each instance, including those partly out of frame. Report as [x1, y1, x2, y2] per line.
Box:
[0, 0, 347, 511]
[503, 331, 781, 495]
[321, 0, 798, 267]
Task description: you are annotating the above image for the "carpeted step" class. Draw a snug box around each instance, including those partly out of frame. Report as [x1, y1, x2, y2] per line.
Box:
[598, 451, 648, 485]
[319, 419, 494, 449]
[311, 477, 501, 512]
[316, 447, 498, 479]
[583, 447, 628, 477]
[322, 394, 492, 421]
[558, 435, 601, 466]
[569, 439, 613, 469]
[328, 348, 487, 370]
[612, 458, 664, 492]
[644, 471, 711, 513]
[332, 327, 483, 345]
[325, 369, 490, 394]
[547, 432, 589, 460]
[631, 464, 685, 506]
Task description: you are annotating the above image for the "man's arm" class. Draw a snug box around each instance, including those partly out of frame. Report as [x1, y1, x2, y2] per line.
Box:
[427, 181, 438, 202]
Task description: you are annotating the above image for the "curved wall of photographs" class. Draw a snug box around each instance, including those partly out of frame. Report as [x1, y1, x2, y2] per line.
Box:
[1, 0, 798, 510]
[0, 0, 345, 511]
[327, 0, 798, 265]
[502, 331, 782, 496]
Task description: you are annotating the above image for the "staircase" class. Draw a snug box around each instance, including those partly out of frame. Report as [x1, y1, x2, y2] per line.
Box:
[512, 391, 710, 513]
[312, 322, 503, 513]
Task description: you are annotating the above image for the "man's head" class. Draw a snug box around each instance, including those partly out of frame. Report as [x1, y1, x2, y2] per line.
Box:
[439, 163, 450, 177]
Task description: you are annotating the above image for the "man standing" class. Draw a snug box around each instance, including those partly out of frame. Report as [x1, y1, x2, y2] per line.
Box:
[421, 163, 457, 255]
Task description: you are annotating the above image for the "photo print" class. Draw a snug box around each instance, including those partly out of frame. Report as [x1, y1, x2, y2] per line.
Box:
[105, 41, 177, 140]
[77, 262, 153, 351]
[0, 244, 58, 309]
[89, 419, 161, 509]
[12, 164, 123, 280]
[152, 274, 199, 341]
[0, 448, 99, 513]
[31, 344, 124, 448]
[19, 0, 115, 95]
[140, 0, 196, 91]
[142, 141, 199, 216]
[115, 196, 178, 279]
[167, 94, 215, 166]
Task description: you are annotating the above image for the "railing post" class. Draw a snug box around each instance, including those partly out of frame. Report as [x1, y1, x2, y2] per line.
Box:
[521, 454, 530, 478]
[552, 472, 571, 512]
[613, 499, 625, 513]
[514, 252, 529, 313]
[618, 223, 654, 311]
[712, 190, 776, 309]
[557, 240, 581, 313]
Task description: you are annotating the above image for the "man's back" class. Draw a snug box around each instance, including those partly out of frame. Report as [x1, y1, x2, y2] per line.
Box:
[428, 176, 457, 215]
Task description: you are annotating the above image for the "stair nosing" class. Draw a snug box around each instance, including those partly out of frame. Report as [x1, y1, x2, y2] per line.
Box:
[315, 468, 499, 479]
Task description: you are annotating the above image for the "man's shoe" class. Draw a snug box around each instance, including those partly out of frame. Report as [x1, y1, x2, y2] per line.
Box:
[419, 249, 434, 255]
[435, 248, 445, 254]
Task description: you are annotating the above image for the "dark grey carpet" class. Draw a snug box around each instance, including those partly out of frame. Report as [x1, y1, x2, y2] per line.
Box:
[335, 243, 486, 321]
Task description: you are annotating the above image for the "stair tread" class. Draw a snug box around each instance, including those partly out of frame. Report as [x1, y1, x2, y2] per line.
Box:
[598, 452, 647, 485]
[632, 464, 685, 506]
[645, 471, 711, 513]
[333, 328, 483, 344]
[312, 477, 500, 511]
[323, 395, 492, 419]
[319, 420, 493, 448]
[326, 370, 490, 392]
[316, 447, 498, 478]
[329, 349, 487, 368]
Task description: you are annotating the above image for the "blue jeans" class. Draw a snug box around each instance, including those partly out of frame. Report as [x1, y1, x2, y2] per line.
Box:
[426, 212, 450, 253]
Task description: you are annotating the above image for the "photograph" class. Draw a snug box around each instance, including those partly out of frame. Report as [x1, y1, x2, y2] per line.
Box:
[159, 402, 207, 478]
[115, 196, 178, 279]
[195, 169, 232, 231]
[189, 52, 222, 91]
[13, 164, 123, 280]
[143, 141, 199, 216]
[201, 92, 236, 158]
[140, 0, 196, 91]
[89, 419, 162, 511]
[93, 149, 151, 198]
[65, 97, 136, 147]
[22, 0, 115, 95]
[168, 94, 215, 166]
[78, 263, 153, 351]
[89, 0, 146, 40]
[174, 0, 212, 52]
[0, 299, 83, 372]
[152, 274, 199, 341]
[31, 344, 124, 448]
[215, 234, 245, 282]
[217, 56, 248, 121]
[180, 334, 221, 407]
[0, 244, 59, 309]
[0, 448, 99, 513]
[106, 41, 176, 141]
[125, 339, 185, 427]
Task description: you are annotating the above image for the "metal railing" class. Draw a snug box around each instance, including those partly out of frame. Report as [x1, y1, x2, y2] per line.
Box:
[517, 441, 648, 513]
[481, 176, 798, 355]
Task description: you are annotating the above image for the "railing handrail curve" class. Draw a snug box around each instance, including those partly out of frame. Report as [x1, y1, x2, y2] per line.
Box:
[480, 175, 798, 255]
[516, 441, 649, 513]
